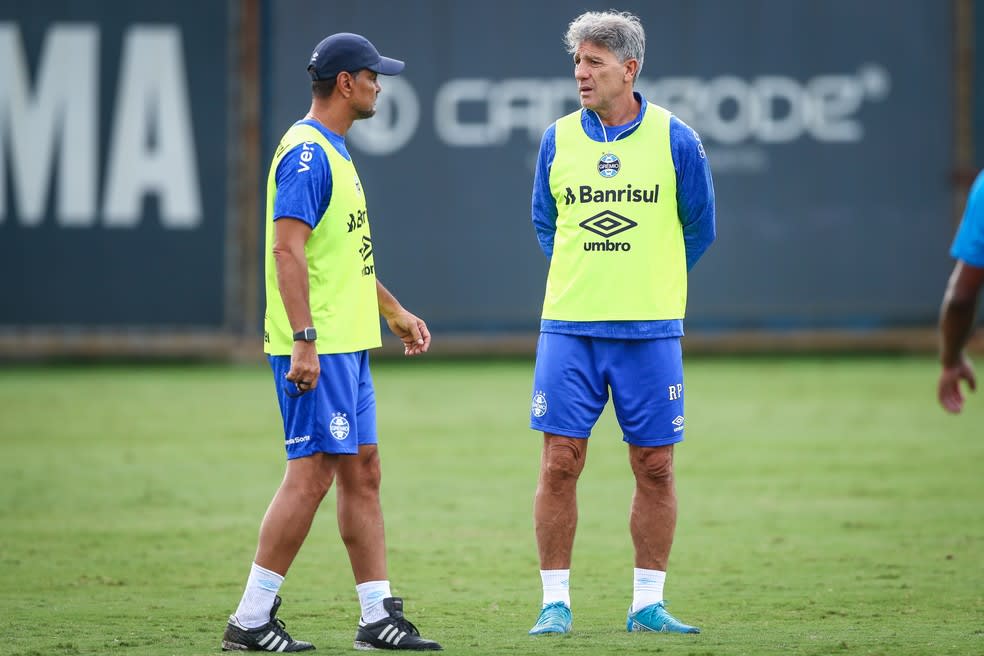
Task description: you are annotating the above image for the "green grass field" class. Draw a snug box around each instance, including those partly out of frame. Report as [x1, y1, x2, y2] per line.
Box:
[1, 356, 982, 655]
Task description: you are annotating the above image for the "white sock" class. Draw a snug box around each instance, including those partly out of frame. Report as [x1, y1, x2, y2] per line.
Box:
[356, 580, 392, 623]
[234, 562, 284, 628]
[540, 569, 570, 608]
[632, 568, 666, 612]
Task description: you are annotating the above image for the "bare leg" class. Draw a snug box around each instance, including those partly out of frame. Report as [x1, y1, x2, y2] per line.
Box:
[255, 453, 338, 575]
[628, 444, 676, 570]
[336, 445, 387, 583]
[534, 434, 588, 569]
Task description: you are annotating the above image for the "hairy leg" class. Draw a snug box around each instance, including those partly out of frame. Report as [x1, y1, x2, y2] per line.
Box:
[255, 453, 338, 575]
[534, 434, 588, 569]
[628, 444, 676, 570]
[336, 445, 387, 583]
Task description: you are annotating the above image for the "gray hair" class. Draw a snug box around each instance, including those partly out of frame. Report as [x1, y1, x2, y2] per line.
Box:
[564, 11, 645, 80]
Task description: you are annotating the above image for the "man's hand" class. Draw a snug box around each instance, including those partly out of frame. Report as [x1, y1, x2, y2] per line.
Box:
[938, 355, 976, 414]
[286, 340, 320, 394]
[385, 310, 431, 356]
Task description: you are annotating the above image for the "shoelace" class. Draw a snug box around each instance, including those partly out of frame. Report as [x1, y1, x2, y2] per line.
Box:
[388, 616, 420, 637]
[270, 616, 296, 643]
[535, 604, 569, 627]
[637, 604, 688, 628]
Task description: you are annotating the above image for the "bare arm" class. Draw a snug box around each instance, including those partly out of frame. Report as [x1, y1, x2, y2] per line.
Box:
[273, 217, 320, 390]
[377, 279, 431, 356]
[937, 260, 984, 413]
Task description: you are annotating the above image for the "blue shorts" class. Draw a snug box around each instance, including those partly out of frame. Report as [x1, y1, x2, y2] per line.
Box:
[530, 333, 685, 446]
[269, 351, 377, 458]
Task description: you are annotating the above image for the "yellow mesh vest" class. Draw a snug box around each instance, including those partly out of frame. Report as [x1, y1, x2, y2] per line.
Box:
[543, 105, 686, 321]
[263, 123, 381, 355]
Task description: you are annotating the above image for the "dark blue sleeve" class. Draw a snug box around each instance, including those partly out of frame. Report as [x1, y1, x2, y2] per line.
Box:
[670, 117, 716, 270]
[532, 124, 558, 258]
[272, 141, 332, 229]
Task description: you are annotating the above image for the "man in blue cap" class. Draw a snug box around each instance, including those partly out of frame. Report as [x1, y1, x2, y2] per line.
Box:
[220, 33, 441, 652]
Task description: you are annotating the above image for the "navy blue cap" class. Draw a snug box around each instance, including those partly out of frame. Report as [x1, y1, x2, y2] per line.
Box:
[307, 33, 404, 81]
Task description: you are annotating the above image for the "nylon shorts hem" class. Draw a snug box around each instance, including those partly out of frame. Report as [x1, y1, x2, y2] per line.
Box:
[286, 445, 358, 459]
[284, 435, 378, 460]
[530, 422, 590, 438]
[622, 433, 685, 447]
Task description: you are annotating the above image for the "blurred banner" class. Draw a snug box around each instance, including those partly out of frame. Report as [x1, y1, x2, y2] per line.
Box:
[0, 1, 228, 328]
[266, 0, 954, 333]
[0, 0, 965, 356]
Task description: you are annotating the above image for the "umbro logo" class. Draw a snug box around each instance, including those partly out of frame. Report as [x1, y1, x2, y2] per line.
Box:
[359, 235, 373, 261]
[579, 211, 637, 238]
[359, 236, 375, 276]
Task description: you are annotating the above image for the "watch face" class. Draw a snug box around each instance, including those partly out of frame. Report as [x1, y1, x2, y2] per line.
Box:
[294, 328, 317, 341]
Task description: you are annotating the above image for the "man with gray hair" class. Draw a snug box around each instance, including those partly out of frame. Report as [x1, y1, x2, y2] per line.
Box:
[527, 10, 715, 636]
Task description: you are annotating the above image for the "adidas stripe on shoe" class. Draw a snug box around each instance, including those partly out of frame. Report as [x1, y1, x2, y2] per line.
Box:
[222, 595, 315, 652]
[354, 597, 441, 651]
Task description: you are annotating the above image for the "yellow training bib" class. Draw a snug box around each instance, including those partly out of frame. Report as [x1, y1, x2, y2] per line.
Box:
[263, 123, 381, 354]
[543, 105, 686, 321]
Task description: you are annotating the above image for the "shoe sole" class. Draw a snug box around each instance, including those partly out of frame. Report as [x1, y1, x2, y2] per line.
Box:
[354, 640, 442, 651]
[221, 640, 250, 651]
[627, 621, 700, 634]
[223, 639, 317, 651]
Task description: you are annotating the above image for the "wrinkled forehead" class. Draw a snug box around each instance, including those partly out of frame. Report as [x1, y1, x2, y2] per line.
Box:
[574, 40, 618, 61]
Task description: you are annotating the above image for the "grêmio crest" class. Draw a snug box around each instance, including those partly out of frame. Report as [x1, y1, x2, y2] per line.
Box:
[597, 152, 620, 178]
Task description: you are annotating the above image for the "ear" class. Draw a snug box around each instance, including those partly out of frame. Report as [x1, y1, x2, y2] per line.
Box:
[623, 58, 639, 82]
[337, 71, 355, 97]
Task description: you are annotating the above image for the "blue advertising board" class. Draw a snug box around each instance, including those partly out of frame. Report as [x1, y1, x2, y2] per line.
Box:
[0, 1, 228, 326]
[264, 0, 954, 333]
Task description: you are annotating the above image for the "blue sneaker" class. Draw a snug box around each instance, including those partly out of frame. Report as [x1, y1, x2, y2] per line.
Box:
[626, 601, 700, 634]
[528, 602, 572, 635]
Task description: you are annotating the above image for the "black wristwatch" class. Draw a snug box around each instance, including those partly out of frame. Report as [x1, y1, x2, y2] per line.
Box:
[293, 327, 317, 342]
